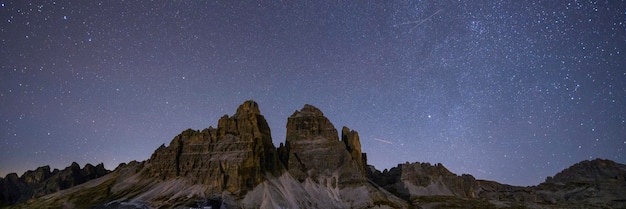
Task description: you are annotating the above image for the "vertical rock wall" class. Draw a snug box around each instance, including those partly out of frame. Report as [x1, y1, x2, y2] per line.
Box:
[142, 101, 283, 196]
[279, 104, 368, 185]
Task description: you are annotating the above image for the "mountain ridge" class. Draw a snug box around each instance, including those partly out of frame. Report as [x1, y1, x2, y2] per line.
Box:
[0, 162, 110, 206]
[2, 101, 625, 208]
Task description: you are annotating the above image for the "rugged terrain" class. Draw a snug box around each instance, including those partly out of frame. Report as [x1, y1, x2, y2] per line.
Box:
[0, 162, 109, 205]
[1, 101, 625, 209]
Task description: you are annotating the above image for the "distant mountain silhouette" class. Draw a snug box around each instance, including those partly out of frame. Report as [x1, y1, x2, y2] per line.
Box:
[2, 101, 624, 208]
[0, 162, 109, 205]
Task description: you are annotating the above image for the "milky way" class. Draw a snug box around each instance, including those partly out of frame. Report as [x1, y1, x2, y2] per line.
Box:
[1, 1, 625, 186]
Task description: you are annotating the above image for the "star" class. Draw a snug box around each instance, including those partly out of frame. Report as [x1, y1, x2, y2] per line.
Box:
[0, 0, 623, 187]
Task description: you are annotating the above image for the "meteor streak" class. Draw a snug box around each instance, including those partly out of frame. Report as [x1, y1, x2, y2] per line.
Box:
[372, 138, 394, 144]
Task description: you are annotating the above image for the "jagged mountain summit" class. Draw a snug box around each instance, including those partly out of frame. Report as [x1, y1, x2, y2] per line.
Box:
[0, 162, 110, 205]
[140, 100, 282, 197]
[2, 101, 625, 209]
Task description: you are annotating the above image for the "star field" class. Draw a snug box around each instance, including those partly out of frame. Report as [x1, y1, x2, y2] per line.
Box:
[1, 1, 625, 186]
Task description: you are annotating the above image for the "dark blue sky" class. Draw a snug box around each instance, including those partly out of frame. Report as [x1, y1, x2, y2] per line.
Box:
[1, 0, 625, 186]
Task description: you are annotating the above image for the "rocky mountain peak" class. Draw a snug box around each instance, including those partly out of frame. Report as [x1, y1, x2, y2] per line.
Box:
[234, 100, 261, 117]
[341, 126, 367, 177]
[0, 162, 110, 204]
[21, 166, 52, 185]
[280, 104, 367, 183]
[142, 100, 282, 197]
[69, 162, 80, 169]
[218, 100, 271, 140]
[291, 104, 325, 117]
[535, 158, 626, 207]
[545, 158, 626, 184]
[368, 162, 479, 200]
[286, 104, 338, 142]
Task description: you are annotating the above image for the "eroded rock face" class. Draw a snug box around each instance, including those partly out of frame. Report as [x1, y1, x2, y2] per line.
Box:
[369, 162, 480, 201]
[279, 104, 366, 185]
[21, 166, 52, 186]
[341, 127, 367, 177]
[141, 100, 283, 197]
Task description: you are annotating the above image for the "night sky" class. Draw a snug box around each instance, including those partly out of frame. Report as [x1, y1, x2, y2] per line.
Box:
[1, 1, 625, 186]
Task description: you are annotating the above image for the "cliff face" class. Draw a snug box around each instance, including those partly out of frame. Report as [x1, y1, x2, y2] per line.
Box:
[246, 104, 407, 209]
[341, 127, 367, 178]
[278, 104, 367, 184]
[141, 100, 282, 196]
[107, 102, 406, 208]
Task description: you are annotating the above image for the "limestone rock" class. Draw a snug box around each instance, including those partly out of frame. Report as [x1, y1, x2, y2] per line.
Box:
[141, 100, 283, 197]
[341, 126, 367, 177]
[280, 104, 366, 184]
[285, 104, 338, 142]
[369, 162, 480, 200]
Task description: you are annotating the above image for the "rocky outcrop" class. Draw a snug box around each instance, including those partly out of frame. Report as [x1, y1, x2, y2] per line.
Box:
[341, 126, 367, 177]
[278, 104, 366, 184]
[545, 158, 626, 184]
[89, 102, 407, 208]
[20, 166, 52, 186]
[474, 180, 536, 205]
[369, 162, 542, 208]
[126, 102, 406, 208]
[141, 100, 283, 197]
[369, 162, 479, 201]
[0, 162, 110, 205]
[256, 104, 408, 208]
[533, 158, 626, 208]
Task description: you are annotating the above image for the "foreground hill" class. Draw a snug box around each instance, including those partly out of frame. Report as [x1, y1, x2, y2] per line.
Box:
[2, 101, 625, 209]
